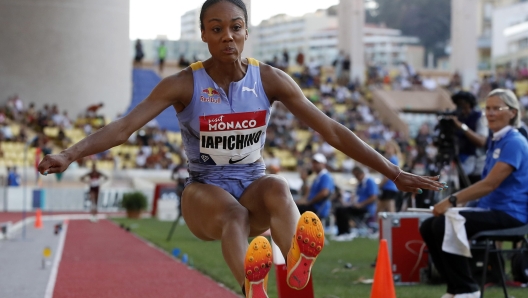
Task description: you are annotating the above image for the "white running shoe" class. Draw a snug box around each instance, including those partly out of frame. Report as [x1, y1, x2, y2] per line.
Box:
[332, 233, 356, 242]
[441, 294, 454, 298]
[454, 291, 480, 298]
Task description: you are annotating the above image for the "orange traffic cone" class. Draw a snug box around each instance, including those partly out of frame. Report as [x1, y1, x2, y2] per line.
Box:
[370, 239, 396, 298]
[34, 208, 43, 229]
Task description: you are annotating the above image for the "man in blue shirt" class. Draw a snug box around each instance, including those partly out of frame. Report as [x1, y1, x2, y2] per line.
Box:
[7, 166, 20, 187]
[334, 166, 378, 237]
[296, 153, 335, 219]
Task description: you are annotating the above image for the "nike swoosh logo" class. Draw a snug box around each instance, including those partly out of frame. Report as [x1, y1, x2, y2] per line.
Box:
[229, 155, 250, 164]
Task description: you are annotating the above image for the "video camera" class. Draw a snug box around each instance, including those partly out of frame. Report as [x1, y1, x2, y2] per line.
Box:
[432, 91, 477, 164]
[432, 109, 460, 164]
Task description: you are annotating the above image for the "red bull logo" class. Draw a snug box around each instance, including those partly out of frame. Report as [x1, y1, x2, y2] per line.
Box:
[202, 87, 220, 97]
[201, 87, 221, 104]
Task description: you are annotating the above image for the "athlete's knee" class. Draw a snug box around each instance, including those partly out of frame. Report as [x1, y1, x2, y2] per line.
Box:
[262, 175, 290, 193]
[220, 204, 250, 230]
[260, 175, 293, 204]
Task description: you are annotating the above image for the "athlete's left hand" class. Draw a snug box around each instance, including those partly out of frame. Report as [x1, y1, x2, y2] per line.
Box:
[393, 171, 446, 194]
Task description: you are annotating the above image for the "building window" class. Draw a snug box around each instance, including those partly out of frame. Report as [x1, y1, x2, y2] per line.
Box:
[519, 37, 528, 50]
[484, 3, 493, 21]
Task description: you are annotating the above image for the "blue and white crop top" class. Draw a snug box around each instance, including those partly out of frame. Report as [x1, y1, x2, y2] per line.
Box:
[176, 58, 271, 166]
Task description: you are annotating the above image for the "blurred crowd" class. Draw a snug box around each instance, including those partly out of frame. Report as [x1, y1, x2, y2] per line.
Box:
[3, 54, 528, 185]
[0, 94, 186, 171]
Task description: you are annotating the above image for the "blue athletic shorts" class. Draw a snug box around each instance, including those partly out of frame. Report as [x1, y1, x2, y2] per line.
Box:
[185, 162, 266, 200]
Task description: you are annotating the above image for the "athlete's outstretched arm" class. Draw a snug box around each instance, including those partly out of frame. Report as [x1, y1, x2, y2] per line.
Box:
[260, 65, 443, 193]
[38, 70, 193, 174]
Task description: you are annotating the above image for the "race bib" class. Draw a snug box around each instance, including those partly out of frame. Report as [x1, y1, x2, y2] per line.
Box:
[199, 111, 266, 165]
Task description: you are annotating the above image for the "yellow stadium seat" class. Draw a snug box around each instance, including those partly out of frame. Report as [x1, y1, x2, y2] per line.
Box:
[65, 128, 82, 138]
[167, 132, 182, 145]
[334, 104, 347, 114]
[280, 157, 298, 170]
[9, 124, 20, 136]
[2, 142, 14, 150]
[14, 158, 24, 167]
[4, 151, 16, 159]
[13, 142, 24, 151]
[44, 127, 59, 138]
[85, 160, 93, 168]
[15, 151, 24, 159]
[171, 154, 181, 165]
[514, 80, 528, 97]
[98, 160, 114, 170]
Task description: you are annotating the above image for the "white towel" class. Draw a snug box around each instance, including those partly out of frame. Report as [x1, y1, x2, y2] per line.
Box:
[442, 208, 480, 258]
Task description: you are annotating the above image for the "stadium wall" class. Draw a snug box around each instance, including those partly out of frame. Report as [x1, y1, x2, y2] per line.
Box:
[0, 0, 131, 119]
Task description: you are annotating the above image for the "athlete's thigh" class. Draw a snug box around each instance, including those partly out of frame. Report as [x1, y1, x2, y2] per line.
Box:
[181, 182, 247, 241]
[238, 174, 295, 236]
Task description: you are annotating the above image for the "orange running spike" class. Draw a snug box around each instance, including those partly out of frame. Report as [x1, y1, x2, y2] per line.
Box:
[244, 236, 272, 298]
[286, 211, 324, 290]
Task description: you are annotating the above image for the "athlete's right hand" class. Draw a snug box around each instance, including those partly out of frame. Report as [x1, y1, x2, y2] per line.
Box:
[38, 153, 71, 175]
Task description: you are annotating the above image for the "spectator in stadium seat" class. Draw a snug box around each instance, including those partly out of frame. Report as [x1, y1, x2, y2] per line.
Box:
[404, 145, 437, 210]
[86, 103, 104, 118]
[16, 127, 28, 143]
[37, 1, 443, 296]
[0, 123, 13, 141]
[25, 103, 36, 126]
[0, 108, 6, 125]
[135, 149, 147, 169]
[295, 50, 304, 66]
[378, 140, 401, 213]
[415, 123, 433, 148]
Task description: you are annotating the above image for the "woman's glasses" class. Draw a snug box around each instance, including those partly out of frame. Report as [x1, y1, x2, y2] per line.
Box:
[484, 106, 510, 114]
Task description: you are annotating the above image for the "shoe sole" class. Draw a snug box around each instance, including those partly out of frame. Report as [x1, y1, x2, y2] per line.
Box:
[244, 236, 272, 298]
[287, 211, 324, 290]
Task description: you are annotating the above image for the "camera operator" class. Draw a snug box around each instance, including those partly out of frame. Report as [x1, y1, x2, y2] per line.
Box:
[446, 91, 488, 185]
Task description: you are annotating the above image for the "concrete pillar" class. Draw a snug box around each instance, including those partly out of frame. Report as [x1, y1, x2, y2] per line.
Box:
[338, 0, 352, 56]
[242, 0, 254, 59]
[428, 52, 435, 69]
[450, 0, 479, 90]
[0, 0, 131, 119]
[338, 0, 365, 84]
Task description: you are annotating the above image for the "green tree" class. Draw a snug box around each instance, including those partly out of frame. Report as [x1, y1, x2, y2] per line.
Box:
[366, 0, 451, 58]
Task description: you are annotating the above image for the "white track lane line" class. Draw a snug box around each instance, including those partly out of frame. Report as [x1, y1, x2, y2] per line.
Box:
[44, 222, 68, 298]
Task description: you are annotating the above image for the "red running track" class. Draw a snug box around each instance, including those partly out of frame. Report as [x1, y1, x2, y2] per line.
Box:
[53, 220, 239, 298]
[0, 212, 127, 223]
[0, 212, 27, 223]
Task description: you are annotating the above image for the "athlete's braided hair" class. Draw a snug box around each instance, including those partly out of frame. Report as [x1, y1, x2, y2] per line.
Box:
[199, 0, 248, 31]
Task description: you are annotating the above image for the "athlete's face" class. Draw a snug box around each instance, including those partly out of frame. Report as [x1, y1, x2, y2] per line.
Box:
[201, 1, 248, 62]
